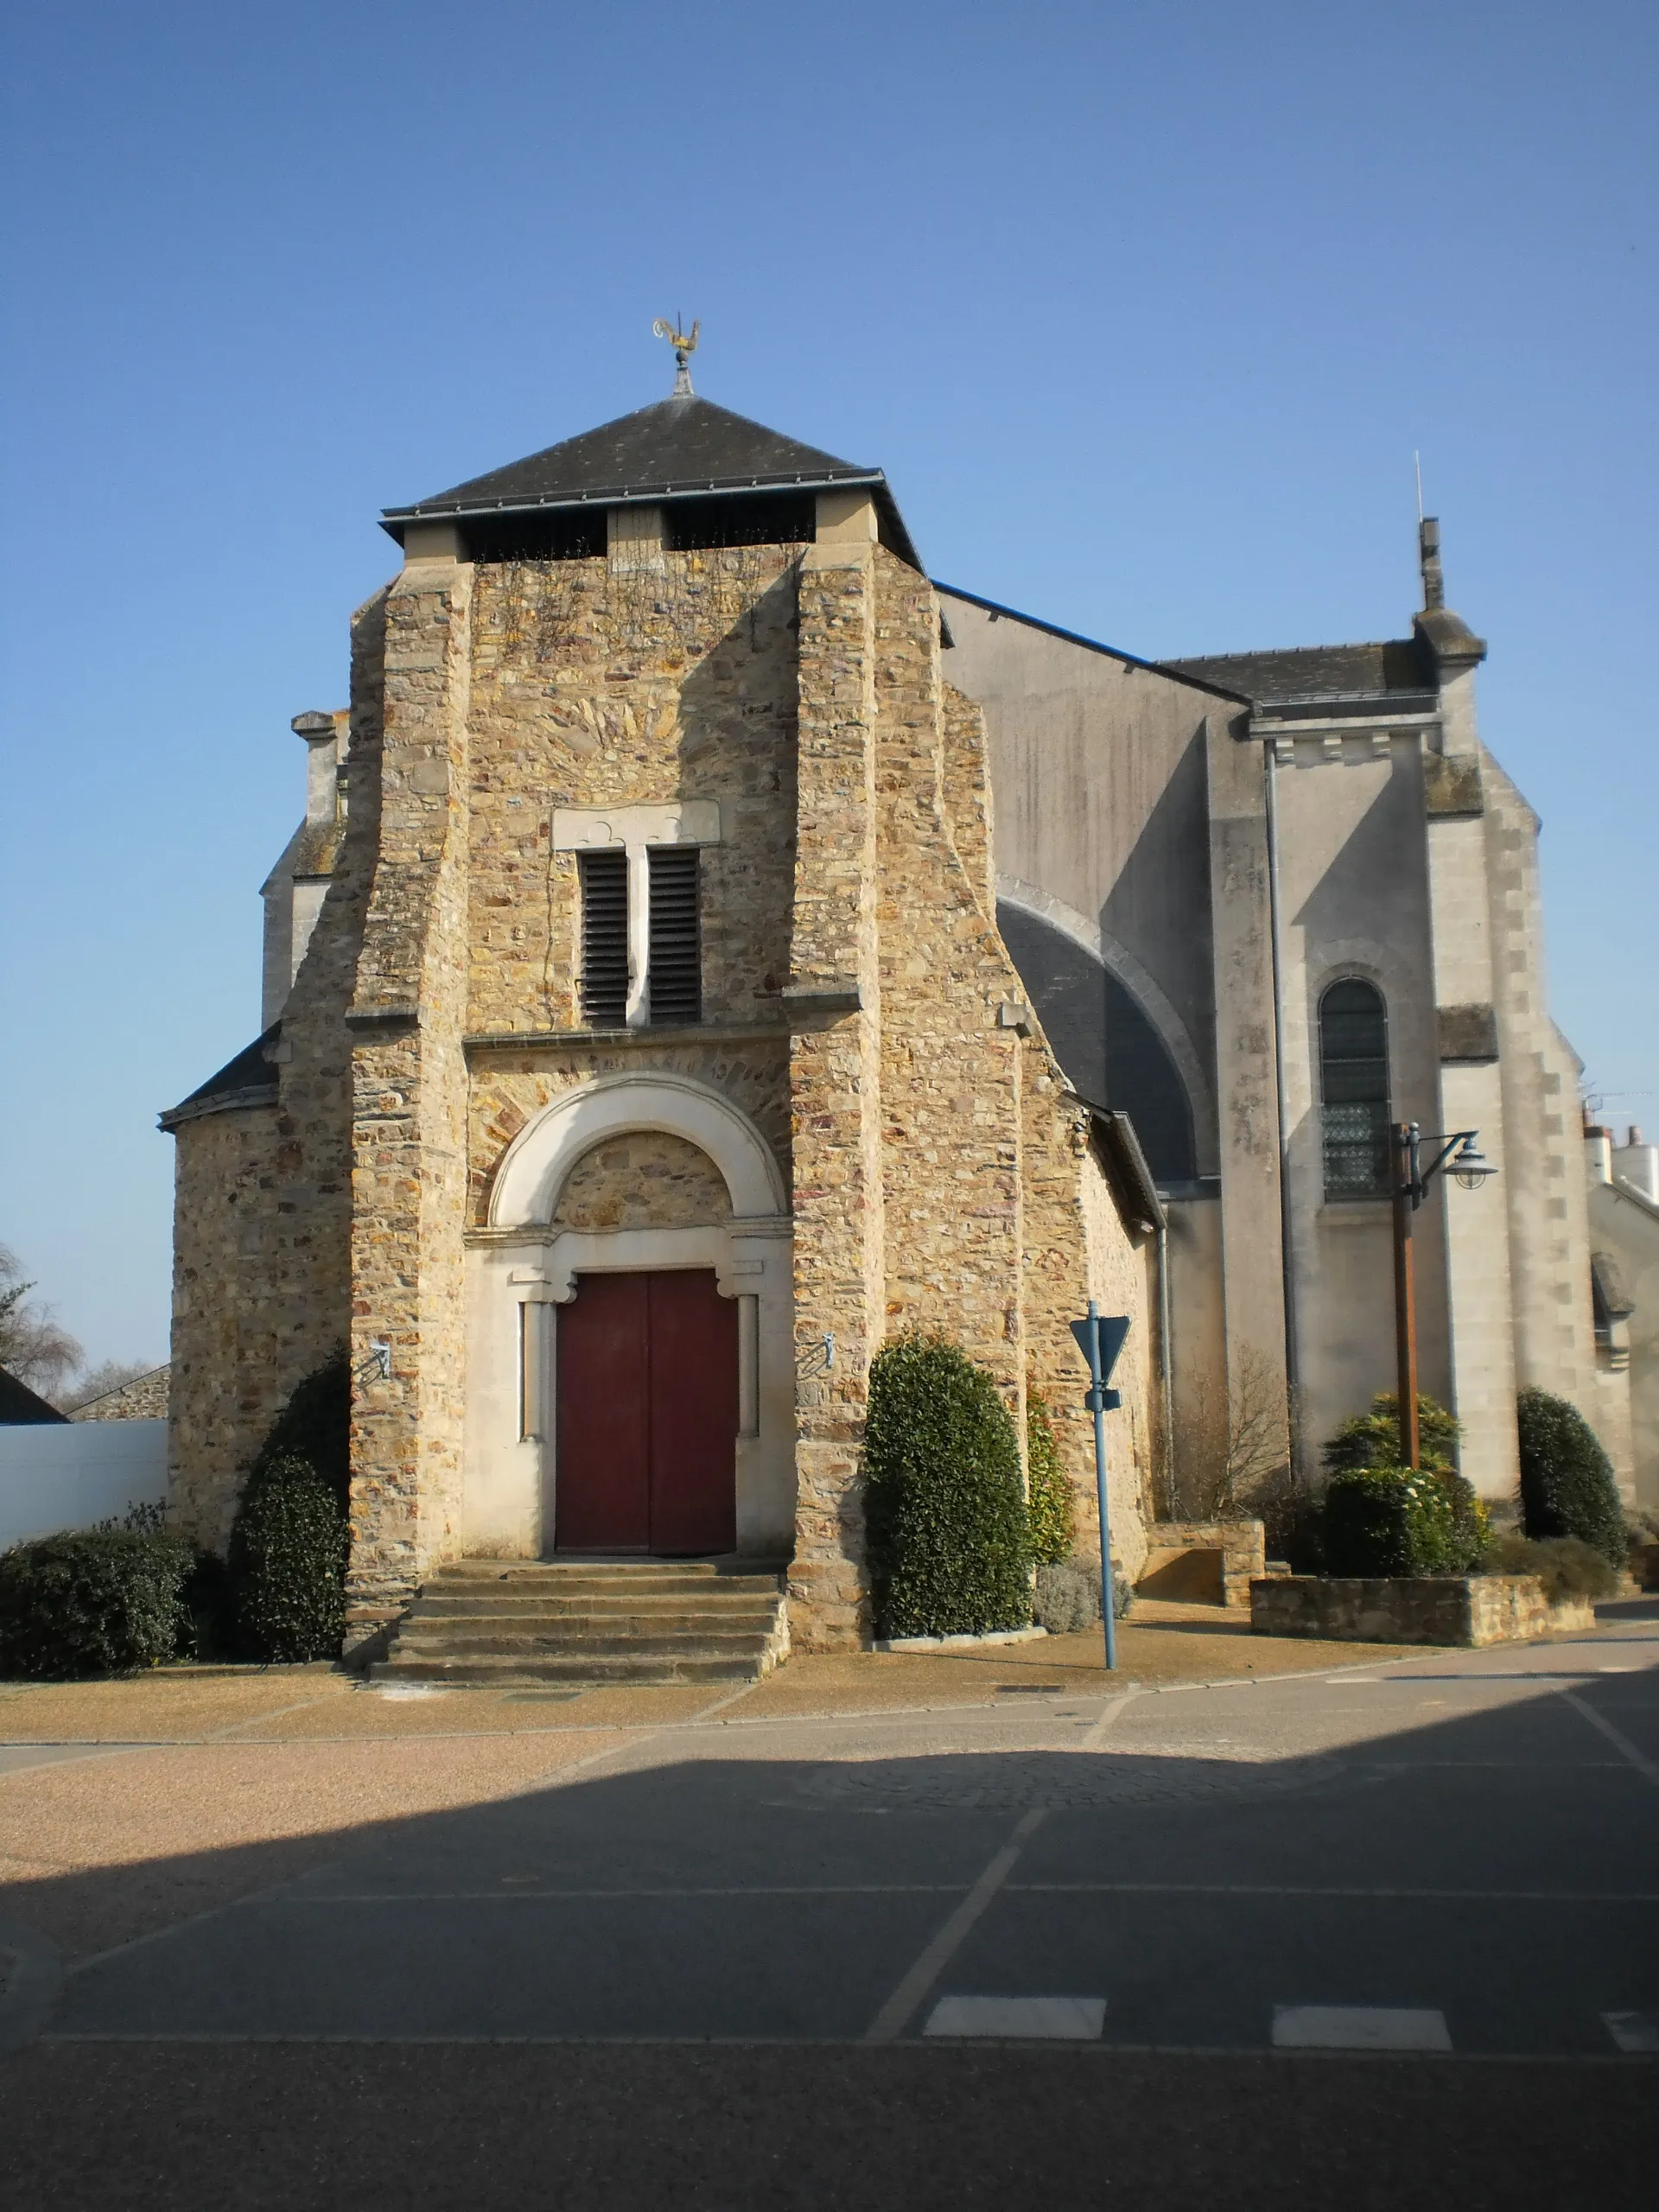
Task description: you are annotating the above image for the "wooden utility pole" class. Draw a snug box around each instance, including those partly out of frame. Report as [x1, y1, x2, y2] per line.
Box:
[1391, 1122, 1421, 1468]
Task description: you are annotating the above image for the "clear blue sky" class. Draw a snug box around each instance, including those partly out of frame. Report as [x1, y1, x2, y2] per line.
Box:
[2, 0, 1654, 1372]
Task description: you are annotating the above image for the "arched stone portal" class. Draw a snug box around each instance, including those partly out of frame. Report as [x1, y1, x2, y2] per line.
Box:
[463, 1074, 795, 1560]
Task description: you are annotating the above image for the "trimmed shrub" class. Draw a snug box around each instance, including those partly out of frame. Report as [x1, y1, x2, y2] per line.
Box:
[865, 1334, 1032, 1638]
[1025, 1390, 1073, 1567]
[1033, 1556, 1131, 1632]
[227, 1452, 348, 1662]
[0, 1530, 194, 1679]
[1322, 1465, 1489, 1579]
[1516, 1389, 1625, 1566]
[1033, 1560, 1101, 1633]
[1487, 1530, 1623, 1605]
[251, 1350, 351, 1510]
[1325, 1393, 1461, 1478]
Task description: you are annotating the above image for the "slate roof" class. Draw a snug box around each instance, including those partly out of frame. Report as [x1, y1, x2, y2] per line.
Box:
[160, 1026, 281, 1132]
[382, 392, 924, 569]
[1160, 637, 1438, 709]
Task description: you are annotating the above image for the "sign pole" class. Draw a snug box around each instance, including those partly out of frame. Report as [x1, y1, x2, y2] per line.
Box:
[1088, 1301, 1118, 1672]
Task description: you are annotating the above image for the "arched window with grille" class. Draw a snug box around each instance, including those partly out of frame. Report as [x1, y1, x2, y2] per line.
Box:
[1319, 979, 1391, 1198]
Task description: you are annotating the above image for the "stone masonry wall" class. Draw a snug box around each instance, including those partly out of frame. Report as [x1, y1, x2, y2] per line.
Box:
[345, 556, 474, 1646]
[465, 548, 800, 1036]
[552, 1132, 731, 1230]
[168, 589, 387, 1552]
[467, 1040, 790, 1227]
[1481, 747, 1622, 1478]
[781, 543, 1154, 1645]
[874, 556, 1024, 1398]
[786, 524, 886, 1649]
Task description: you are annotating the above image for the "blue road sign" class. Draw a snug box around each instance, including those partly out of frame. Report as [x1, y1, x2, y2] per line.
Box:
[1070, 1306, 1131, 1671]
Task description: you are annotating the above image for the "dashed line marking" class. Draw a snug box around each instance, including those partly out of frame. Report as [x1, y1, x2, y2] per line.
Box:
[925, 1995, 1106, 2040]
[1273, 2005, 1452, 2052]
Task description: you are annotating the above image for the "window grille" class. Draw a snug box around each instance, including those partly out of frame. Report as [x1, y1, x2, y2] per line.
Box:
[647, 847, 702, 1026]
[1319, 979, 1391, 1198]
[578, 850, 628, 1027]
[664, 493, 816, 552]
[464, 511, 606, 563]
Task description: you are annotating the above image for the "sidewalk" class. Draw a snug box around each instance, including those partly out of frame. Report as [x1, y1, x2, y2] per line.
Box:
[0, 1600, 1424, 1744]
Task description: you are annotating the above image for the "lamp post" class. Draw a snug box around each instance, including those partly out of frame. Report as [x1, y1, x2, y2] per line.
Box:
[1389, 1122, 1496, 1465]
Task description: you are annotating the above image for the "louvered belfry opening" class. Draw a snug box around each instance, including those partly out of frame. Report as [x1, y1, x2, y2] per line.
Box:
[578, 849, 629, 1027]
[647, 846, 702, 1026]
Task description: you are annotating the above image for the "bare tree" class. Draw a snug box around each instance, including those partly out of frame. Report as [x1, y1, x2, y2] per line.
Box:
[0, 1244, 85, 1404]
[59, 1358, 158, 1414]
[1166, 1344, 1288, 1521]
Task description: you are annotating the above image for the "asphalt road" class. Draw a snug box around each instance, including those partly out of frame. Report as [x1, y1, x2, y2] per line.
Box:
[3, 1605, 1656, 2208]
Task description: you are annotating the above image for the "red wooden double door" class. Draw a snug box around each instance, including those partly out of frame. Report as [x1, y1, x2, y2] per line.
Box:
[555, 1269, 738, 1555]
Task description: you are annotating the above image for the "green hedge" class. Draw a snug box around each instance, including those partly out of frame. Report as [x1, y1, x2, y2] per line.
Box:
[865, 1334, 1032, 1638]
[227, 1451, 348, 1662]
[1325, 1393, 1461, 1478]
[1025, 1390, 1072, 1567]
[1516, 1389, 1625, 1566]
[1322, 1465, 1490, 1579]
[0, 1530, 195, 1678]
[250, 1350, 351, 1510]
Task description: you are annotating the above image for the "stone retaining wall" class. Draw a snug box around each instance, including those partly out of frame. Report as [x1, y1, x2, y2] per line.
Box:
[1249, 1573, 1596, 1647]
[1138, 1518, 1265, 1608]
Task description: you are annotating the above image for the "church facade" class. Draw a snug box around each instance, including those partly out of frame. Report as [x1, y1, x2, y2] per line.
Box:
[162, 388, 1161, 1655]
[163, 374, 1640, 1657]
[941, 531, 1637, 1505]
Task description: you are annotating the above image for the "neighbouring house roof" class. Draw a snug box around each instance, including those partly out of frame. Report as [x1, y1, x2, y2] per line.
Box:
[0, 1366, 69, 1424]
[68, 1364, 170, 1421]
[381, 391, 927, 572]
[160, 1025, 281, 1133]
[1160, 637, 1439, 711]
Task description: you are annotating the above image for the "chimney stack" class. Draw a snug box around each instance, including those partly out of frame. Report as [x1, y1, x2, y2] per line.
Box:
[1419, 517, 1445, 612]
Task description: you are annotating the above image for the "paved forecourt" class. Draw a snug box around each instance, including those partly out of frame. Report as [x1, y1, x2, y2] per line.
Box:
[15, 1605, 1657, 2062]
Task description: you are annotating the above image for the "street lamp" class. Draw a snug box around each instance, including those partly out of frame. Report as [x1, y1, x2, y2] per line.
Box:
[1390, 1122, 1497, 1466]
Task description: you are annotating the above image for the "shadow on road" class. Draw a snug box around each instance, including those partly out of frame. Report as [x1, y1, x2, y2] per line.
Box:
[1, 1632, 1655, 2209]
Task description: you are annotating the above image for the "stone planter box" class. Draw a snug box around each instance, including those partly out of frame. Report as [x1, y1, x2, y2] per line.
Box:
[1136, 1520, 1266, 1609]
[1249, 1573, 1596, 1648]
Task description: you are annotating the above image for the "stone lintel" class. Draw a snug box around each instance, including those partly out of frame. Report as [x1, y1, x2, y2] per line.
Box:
[462, 1019, 793, 1052]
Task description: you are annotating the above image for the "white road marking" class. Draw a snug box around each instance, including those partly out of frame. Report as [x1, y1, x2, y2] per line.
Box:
[863, 1689, 1137, 2044]
[1273, 2005, 1452, 2052]
[925, 1995, 1106, 2040]
[1602, 2011, 1659, 2053]
[1560, 1689, 1659, 1785]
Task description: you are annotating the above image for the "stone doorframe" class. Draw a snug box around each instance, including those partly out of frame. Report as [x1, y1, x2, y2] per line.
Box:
[461, 1073, 795, 1560]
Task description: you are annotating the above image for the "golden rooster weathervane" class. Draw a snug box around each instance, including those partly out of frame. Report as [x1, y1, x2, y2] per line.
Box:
[653, 315, 699, 395]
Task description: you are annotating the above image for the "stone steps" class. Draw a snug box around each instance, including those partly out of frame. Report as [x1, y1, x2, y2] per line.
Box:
[372, 1557, 790, 1687]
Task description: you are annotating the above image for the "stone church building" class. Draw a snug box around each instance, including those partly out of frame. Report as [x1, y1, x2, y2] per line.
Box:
[163, 371, 1640, 1660]
[162, 383, 1164, 1656]
[940, 529, 1637, 1509]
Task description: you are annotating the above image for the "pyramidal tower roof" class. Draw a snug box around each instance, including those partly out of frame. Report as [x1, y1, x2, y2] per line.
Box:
[381, 391, 921, 567]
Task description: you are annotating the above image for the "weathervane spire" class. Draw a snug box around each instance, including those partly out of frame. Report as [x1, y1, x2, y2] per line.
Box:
[652, 315, 699, 396]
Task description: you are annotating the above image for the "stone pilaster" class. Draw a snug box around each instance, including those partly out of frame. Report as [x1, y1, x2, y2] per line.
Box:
[1423, 664, 1520, 1498]
[786, 496, 884, 1649]
[1205, 721, 1292, 1454]
[345, 549, 474, 1648]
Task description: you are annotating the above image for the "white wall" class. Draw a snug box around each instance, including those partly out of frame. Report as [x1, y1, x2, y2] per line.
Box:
[0, 1421, 169, 1551]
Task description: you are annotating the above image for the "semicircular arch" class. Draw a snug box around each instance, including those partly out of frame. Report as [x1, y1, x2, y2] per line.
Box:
[995, 875, 1217, 1178]
[488, 1073, 788, 1229]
